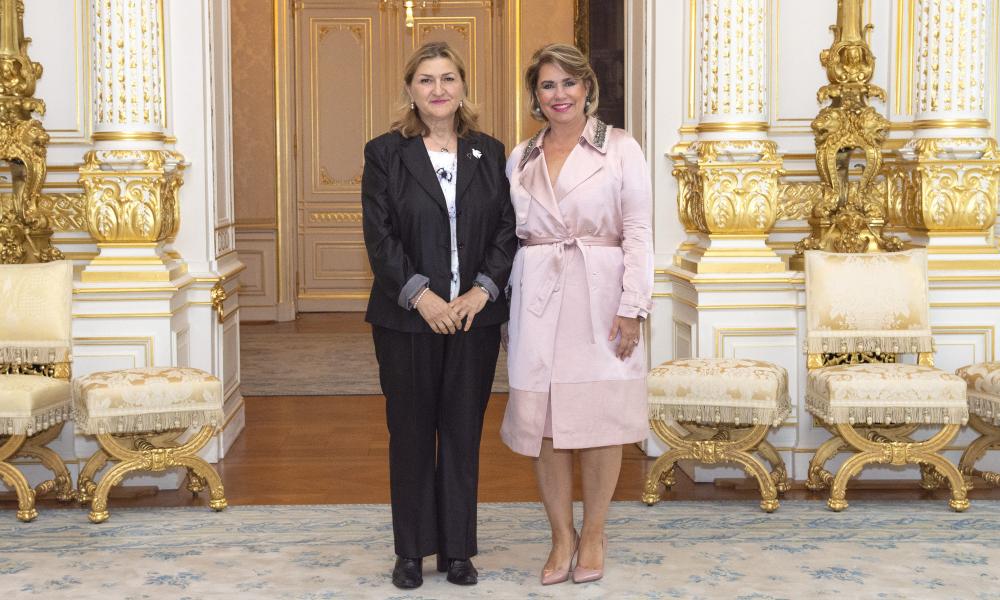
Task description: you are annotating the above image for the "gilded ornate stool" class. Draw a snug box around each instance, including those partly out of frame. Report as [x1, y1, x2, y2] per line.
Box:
[644, 358, 792, 512]
[0, 260, 76, 521]
[956, 362, 1000, 488]
[803, 250, 970, 512]
[73, 367, 227, 523]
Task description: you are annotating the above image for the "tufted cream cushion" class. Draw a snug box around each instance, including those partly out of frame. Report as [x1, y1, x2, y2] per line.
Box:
[647, 358, 791, 427]
[0, 261, 74, 364]
[0, 374, 72, 435]
[73, 367, 224, 434]
[805, 250, 933, 354]
[807, 363, 967, 425]
[956, 362, 1000, 425]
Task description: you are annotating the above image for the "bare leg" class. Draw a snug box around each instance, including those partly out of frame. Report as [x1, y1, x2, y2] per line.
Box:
[534, 437, 576, 574]
[577, 444, 623, 571]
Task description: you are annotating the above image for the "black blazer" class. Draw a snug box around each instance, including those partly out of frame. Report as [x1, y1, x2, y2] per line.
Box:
[361, 130, 516, 333]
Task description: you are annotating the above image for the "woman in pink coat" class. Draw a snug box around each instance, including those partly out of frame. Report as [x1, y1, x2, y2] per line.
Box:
[500, 44, 653, 585]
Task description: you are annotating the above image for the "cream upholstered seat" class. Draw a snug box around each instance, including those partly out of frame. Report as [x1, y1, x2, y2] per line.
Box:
[804, 249, 970, 512]
[0, 376, 72, 434]
[644, 358, 791, 512]
[0, 260, 75, 522]
[807, 363, 967, 426]
[74, 366, 227, 523]
[956, 362, 1000, 489]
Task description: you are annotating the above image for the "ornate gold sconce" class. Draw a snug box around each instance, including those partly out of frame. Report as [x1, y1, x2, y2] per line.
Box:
[793, 0, 902, 263]
[0, 0, 62, 264]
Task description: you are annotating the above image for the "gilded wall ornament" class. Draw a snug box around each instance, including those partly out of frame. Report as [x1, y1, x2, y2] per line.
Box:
[79, 150, 184, 244]
[794, 0, 903, 258]
[674, 140, 783, 236]
[895, 137, 1000, 235]
[0, 0, 62, 264]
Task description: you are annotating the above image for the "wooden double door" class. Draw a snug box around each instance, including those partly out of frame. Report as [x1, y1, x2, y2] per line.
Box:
[293, 0, 513, 311]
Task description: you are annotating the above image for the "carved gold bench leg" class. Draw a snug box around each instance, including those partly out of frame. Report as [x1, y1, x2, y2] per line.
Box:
[642, 448, 687, 506]
[0, 434, 36, 522]
[643, 420, 781, 512]
[16, 424, 73, 502]
[828, 423, 967, 512]
[756, 439, 789, 494]
[959, 414, 1000, 490]
[806, 433, 846, 492]
[86, 426, 227, 523]
[77, 446, 109, 505]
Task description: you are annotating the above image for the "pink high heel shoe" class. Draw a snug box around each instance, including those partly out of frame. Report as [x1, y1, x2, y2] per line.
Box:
[572, 534, 606, 584]
[541, 529, 579, 585]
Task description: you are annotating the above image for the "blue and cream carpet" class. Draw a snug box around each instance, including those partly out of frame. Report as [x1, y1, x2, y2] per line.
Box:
[2, 500, 998, 599]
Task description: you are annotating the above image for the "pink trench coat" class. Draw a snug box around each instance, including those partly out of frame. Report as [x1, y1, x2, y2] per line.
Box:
[500, 118, 654, 457]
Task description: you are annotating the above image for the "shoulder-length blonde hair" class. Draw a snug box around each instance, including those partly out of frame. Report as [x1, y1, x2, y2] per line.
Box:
[390, 41, 480, 138]
[524, 43, 600, 122]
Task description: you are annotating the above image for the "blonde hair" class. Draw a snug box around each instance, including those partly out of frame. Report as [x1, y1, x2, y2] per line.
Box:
[524, 43, 600, 122]
[390, 42, 480, 138]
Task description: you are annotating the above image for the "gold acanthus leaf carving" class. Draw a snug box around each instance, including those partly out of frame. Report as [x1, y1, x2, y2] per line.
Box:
[79, 150, 184, 243]
[671, 140, 782, 236]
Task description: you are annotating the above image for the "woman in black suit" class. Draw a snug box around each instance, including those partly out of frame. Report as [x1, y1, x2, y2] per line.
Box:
[361, 41, 516, 590]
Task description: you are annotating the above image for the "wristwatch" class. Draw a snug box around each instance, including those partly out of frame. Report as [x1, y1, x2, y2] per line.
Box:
[472, 281, 491, 298]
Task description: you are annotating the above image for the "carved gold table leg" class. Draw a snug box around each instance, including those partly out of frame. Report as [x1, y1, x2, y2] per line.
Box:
[959, 414, 1000, 489]
[0, 434, 36, 521]
[828, 423, 968, 512]
[16, 424, 73, 502]
[643, 420, 781, 512]
[86, 426, 227, 523]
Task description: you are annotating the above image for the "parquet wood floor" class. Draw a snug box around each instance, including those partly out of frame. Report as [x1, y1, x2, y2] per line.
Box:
[5, 312, 1000, 513]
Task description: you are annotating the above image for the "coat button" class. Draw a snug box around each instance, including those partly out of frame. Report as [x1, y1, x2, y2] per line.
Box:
[458, 243, 465, 250]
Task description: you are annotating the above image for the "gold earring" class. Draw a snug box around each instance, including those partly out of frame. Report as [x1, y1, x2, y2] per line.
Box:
[459, 100, 464, 108]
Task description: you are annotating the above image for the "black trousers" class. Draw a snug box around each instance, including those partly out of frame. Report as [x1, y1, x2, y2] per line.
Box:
[372, 324, 501, 559]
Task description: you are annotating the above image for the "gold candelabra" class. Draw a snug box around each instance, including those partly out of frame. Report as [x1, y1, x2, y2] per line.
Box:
[794, 0, 902, 259]
[0, 0, 60, 264]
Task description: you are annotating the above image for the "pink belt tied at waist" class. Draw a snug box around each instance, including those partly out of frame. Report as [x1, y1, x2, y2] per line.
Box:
[520, 235, 622, 343]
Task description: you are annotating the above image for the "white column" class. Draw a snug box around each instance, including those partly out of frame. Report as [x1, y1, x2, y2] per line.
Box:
[671, 0, 783, 275]
[901, 0, 1000, 265]
[913, 0, 991, 137]
[698, 0, 768, 139]
[92, 0, 167, 143]
[81, 0, 184, 283]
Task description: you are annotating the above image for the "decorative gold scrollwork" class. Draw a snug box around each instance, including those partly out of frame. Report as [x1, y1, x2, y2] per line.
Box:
[794, 0, 902, 258]
[673, 140, 783, 236]
[79, 149, 184, 243]
[0, 0, 61, 264]
[211, 281, 227, 323]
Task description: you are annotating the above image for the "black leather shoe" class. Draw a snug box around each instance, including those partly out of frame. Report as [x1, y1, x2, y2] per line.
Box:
[392, 556, 423, 589]
[442, 557, 478, 585]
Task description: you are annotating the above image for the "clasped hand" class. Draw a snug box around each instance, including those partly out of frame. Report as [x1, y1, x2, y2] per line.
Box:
[416, 287, 489, 334]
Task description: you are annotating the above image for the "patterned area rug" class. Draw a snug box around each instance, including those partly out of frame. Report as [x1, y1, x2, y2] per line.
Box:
[239, 329, 509, 396]
[2, 500, 998, 599]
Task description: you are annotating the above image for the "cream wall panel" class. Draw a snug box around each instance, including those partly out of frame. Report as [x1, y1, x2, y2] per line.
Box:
[72, 337, 155, 374]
